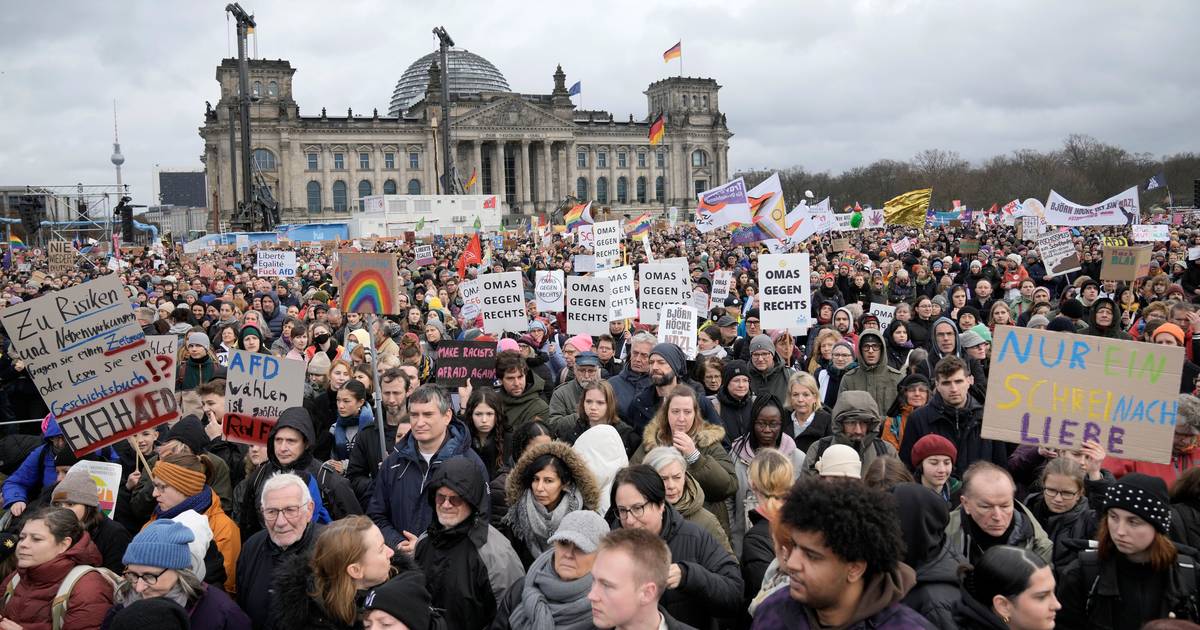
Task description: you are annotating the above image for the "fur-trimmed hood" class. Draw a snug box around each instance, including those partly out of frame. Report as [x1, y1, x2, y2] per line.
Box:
[504, 439, 601, 510]
[640, 411, 727, 452]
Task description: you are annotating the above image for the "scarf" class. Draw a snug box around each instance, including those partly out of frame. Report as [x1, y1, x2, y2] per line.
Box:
[155, 485, 213, 520]
[180, 356, 214, 390]
[508, 549, 594, 630]
[333, 405, 373, 459]
[505, 486, 583, 556]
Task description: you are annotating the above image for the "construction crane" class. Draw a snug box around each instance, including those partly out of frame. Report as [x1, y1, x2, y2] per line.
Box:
[224, 3, 279, 232]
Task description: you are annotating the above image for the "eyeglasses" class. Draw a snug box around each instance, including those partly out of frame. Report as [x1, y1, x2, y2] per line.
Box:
[1043, 488, 1079, 500]
[262, 505, 305, 520]
[754, 421, 782, 430]
[616, 501, 648, 519]
[435, 492, 465, 508]
[745, 319, 760, 325]
[124, 569, 167, 586]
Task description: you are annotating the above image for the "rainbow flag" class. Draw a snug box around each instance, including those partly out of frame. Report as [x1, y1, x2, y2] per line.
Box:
[663, 41, 681, 62]
[465, 168, 478, 191]
[9, 236, 25, 249]
[648, 113, 665, 145]
[626, 213, 652, 240]
[564, 202, 593, 231]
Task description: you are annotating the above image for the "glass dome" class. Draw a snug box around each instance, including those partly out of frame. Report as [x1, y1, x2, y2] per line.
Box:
[388, 49, 511, 117]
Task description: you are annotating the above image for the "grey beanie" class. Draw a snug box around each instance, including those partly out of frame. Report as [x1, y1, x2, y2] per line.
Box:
[749, 334, 774, 356]
[548, 510, 610, 553]
[959, 330, 986, 349]
[650, 342, 687, 380]
[1027, 314, 1050, 329]
[425, 319, 446, 337]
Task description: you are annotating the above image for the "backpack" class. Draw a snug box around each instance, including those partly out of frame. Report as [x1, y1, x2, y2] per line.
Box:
[3, 565, 119, 630]
[1079, 549, 1200, 622]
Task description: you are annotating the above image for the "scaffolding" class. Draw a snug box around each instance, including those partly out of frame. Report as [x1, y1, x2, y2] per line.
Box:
[10, 184, 132, 271]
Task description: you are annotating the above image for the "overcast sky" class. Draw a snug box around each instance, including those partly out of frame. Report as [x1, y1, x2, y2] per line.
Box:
[2, 0, 1196, 208]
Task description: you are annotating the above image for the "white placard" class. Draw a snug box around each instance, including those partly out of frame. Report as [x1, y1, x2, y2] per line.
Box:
[659, 304, 699, 360]
[573, 255, 596, 272]
[69, 461, 123, 518]
[1133, 224, 1170, 242]
[1037, 229, 1082, 278]
[869, 302, 896, 328]
[1190, 247, 1200, 262]
[414, 244, 434, 264]
[639, 263, 691, 326]
[236, 235, 250, 251]
[642, 237, 654, 262]
[479, 271, 527, 334]
[1044, 186, 1139, 226]
[459, 279, 482, 321]
[710, 270, 733, 303]
[566, 275, 611, 336]
[535, 270, 565, 313]
[593, 221, 622, 270]
[691, 289, 710, 314]
[601, 266, 638, 321]
[578, 224, 595, 250]
[256, 250, 296, 277]
[758, 253, 813, 330]
[890, 237, 911, 255]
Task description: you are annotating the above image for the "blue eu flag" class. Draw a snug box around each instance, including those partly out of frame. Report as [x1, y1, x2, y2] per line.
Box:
[568, 81, 581, 96]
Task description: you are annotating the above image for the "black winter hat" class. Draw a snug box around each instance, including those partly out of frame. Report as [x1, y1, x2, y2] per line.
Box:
[1104, 473, 1172, 534]
[1046, 316, 1077, 333]
[108, 597, 191, 630]
[164, 415, 208, 455]
[721, 360, 751, 384]
[364, 571, 435, 630]
[1059, 299, 1085, 320]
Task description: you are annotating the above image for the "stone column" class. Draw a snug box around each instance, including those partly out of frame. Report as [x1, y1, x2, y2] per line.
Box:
[566, 142, 577, 200]
[607, 144, 616, 207]
[520, 139, 532, 213]
[472, 140, 483, 194]
[541, 142, 553, 213]
[587, 144, 597, 202]
[491, 142, 505, 199]
[320, 144, 331, 212]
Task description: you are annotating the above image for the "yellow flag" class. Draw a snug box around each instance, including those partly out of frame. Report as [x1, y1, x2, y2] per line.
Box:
[883, 188, 933, 227]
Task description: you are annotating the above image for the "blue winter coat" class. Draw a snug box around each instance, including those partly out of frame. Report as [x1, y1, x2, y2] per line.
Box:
[367, 418, 489, 549]
[2, 418, 62, 507]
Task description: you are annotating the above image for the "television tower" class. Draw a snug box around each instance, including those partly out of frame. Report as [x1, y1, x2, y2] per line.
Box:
[110, 99, 125, 191]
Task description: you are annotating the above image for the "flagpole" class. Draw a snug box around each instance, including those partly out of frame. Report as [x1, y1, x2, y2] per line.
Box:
[678, 41, 683, 77]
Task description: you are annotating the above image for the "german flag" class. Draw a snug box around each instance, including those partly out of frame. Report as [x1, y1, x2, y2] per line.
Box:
[648, 113, 665, 145]
[465, 167, 477, 191]
[663, 41, 681, 62]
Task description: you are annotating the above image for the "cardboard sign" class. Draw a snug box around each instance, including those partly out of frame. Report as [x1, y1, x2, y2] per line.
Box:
[982, 325, 1183, 464]
[223, 349, 305, 447]
[414, 244, 434, 265]
[639, 263, 691, 326]
[831, 238, 850, 253]
[566, 275, 611, 336]
[1102, 236, 1129, 247]
[479, 271, 527, 334]
[890, 237, 911, 255]
[759, 253, 813, 329]
[68, 461, 123, 519]
[434, 341, 497, 388]
[1037, 230, 1082, 278]
[48, 241, 73, 277]
[659, 304, 698, 359]
[959, 239, 980, 254]
[199, 263, 216, 278]
[236, 235, 251, 251]
[1100, 245, 1153, 282]
[593, 220, 622, 270]
[337, 253, 401, 314]
[601, 266, 638, 321]
[1133, 225, 1170, 242]
[459, 279, 482, 321]
[256, 250, 296, 277]
[710, 270, 733, 303]
[869, 303, 896, 329]
[0, 274, 179, 454]
[535, 270, 565, 313]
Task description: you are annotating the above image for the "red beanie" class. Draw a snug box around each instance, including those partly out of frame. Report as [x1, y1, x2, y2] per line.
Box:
[910, 434, 957, 469]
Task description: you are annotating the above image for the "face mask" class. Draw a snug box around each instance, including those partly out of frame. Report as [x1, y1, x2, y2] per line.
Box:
[314, 333, 331, 346]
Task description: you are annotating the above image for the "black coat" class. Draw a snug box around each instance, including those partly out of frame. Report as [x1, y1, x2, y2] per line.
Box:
[952, 593, 1009, 630]
[1056, 545, 1200, 628]
[1025, 493, 1098, 567]
[739, 510, 774, 603]
[784, 408, 832, 453]
[714, 389, 754, 446]
[89, 514, 131, 574]
[236, 521, 322, 630]
[893, 483, 963, 630]
[345, 420, 401, 506]
[899, 393, 1008, 478]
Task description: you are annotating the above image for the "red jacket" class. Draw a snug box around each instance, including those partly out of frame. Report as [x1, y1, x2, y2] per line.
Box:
[0, 532, 114, 630]
[1104, 450, 1200, 489]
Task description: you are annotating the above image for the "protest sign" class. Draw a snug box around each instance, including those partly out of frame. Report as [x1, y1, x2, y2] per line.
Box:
[336, 253, 401, 314]
[414, 244, 434, 265]
[1044, 186, 1139, 226]
[256, 250, 296, 277]
[459, 279, 482, 321]
[1100, 245, 1153, 282]
[831, 238, 850, 252]
[434, 341, 497, 388]
[890, 237, 911, 255]
[566, 275, 611, 336]
[535, 270, 565, 312]
[1102, 236, 1129, 247]
[695, 178, 751, 233]
[1037, 230, 1081, 277]
[691, 289, 710, 314]
[982, 325, 1182, 464]
[578, 224, 595, 250]
[710, 270, 733, 303]
[223, 349, 305, 447]
[593, 221, 622, 270]
[601, 266, 638, 321]
[479, 271, 527, 334]
[869, 303, 896, 328]
[236, 235, 250, 251]
[639, 263, 691, 326]
[1133, 225, 1170, 242]
[1190, 246, 1200, 262]
[641, 236, 654, 262]
[833, 213, 855, 232]
[48, 241, 73, 277]
[68, 460, 123, 518]
[758, 253, 812, 330]
[959, 239, 980, 254]
[199, 263, 215, 278]
[1019, 216, 1046, 239]
[659, 304, 699, 359]
[0, 274, 180, 454]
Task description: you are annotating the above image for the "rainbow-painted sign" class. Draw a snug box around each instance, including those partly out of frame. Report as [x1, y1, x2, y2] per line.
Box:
[336, 253, 401, 315]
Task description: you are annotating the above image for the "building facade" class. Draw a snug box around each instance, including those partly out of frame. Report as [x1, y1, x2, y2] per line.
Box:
[199, 49, 732, 224]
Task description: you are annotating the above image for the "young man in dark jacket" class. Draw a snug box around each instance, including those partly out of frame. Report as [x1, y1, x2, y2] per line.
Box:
[346, 368, 411, 505]
[626, 343, 722, 434]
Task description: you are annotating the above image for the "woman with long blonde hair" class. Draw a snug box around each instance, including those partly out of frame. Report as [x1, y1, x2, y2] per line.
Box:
[805, 328, 843, 375]
[741, 449, 794, 605]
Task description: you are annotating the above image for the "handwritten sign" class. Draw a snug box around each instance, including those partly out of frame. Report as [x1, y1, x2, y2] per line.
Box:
[982, 325, 1182, 464]
[1100, 245, 1153, 282]
[479, 271, 527, 335]
[256, 250, 296, 277]
[831, 238, 850, 253]
[959, 239, 980, 254]
[1102, 236, 1130, 247]
[459, 279, 482, 322]
[236, 235, 250, 251]
[759, 253, 813, 330]
[337, 253, 401, 314]
[659, 304, 698, 359]
[1133, 225, 1170, 242]
[414, 244, 434, 265]
[48, 241, 73, 277]
[639, 263, 691, 326]
[68, 461, 123, 519]
[890, 237, 911, 255]
[434, 341, 497, 388]
[1038, 230, 1082, 278]
[535, 270, 565, 313]
[566, 275, 611, 337]
[223, 349, 305, 446]
[0, 274, 179, 454]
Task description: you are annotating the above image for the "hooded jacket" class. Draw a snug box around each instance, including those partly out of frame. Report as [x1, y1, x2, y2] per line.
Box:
[751, 563, 932, 630]
[236, 518, 323, 630]
[415, 457, 524, 630]
[839, 330, 903, 414]
[802, 391, 897, 477]
[2, 416, 63, 508]
[502, 440, 600, 567]
[946, 501, 1054, 565]
[1085, 296, 1132, 340]
[1055, 541, 1200, 628]
[899, 392, 1008, 479]
[918, 317, 988, 399]
[883, 373, 931, 451]
[368, 416, 489, 549]
[497, 366, 550, 447]
[0, 532, 115, 630]
[715, 360, 755, 444]
[892, 483, 964, 630]
[547, 376, 586, 438]
[832, 306, 859, 346]
[749, 352, 795, 418]
[632, 411, 737, 533]
[627, 343, 723, 434]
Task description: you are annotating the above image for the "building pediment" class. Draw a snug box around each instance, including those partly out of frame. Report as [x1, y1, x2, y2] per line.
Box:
[453, 97, 575, 133]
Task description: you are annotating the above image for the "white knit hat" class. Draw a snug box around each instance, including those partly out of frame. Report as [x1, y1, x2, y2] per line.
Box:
[816, 444, 862, 479]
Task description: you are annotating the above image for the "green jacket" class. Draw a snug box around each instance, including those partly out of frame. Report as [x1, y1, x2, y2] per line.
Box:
[839, 330, 903, 414]
[946, 501, 1053, 564]
[498, 369, 550, 440]
[547, 378, 585, 438]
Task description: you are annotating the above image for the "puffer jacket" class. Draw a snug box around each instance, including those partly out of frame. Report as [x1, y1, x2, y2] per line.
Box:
[0, 532, 114, 630]
[838, 330, 903, 414]
[632, 412, 737, 533]
[899, 391, 1008, 479]
[892, 483, 963, 630]
[802, 391, 897, 477]
[502, 440, 600, 567]
[2, 416, 63, 509]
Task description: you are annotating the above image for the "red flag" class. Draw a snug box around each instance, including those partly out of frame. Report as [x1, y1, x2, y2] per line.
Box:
[457, 232, 482, 279]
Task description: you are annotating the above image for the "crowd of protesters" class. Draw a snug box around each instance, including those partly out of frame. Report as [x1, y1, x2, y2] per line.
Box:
[0, 215, 1198, 629]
